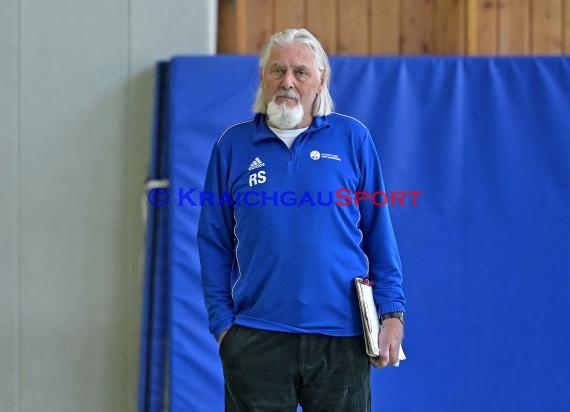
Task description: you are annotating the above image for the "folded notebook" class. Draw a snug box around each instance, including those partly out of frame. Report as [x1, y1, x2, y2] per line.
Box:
[354, 277, 406, 365]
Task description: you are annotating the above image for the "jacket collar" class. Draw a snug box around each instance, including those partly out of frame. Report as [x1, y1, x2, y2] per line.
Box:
[251, 113, 330, 143]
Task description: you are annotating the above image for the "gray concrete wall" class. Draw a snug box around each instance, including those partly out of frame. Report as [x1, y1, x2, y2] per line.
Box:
[0, 1, 217, 410]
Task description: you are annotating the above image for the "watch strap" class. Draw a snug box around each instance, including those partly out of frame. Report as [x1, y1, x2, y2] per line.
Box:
[380, 311, 404, 325]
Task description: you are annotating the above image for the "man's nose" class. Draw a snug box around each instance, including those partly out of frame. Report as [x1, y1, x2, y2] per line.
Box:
[281, 71, 295, 88]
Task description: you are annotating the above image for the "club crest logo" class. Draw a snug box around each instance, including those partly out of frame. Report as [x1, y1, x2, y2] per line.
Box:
[310, 150, 341, 162]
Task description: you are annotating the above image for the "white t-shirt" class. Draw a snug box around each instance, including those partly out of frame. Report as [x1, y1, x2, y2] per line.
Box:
[269, 126, 309, 149]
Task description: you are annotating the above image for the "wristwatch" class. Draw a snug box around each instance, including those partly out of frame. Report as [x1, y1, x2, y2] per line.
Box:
[380, 311, 404, 325]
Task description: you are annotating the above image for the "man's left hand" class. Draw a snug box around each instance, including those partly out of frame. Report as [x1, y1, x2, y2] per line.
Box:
[369, 318, 403, 368]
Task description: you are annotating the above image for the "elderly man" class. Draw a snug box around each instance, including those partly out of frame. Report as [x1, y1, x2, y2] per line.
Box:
[197, 28, 405, 411]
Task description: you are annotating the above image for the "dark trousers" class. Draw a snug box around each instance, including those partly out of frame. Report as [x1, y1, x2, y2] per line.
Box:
[219, 325, 371, 412]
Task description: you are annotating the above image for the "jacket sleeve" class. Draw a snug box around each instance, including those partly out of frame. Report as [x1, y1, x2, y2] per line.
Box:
[197, 141, 236, 340]
[357, 131, 406, 315]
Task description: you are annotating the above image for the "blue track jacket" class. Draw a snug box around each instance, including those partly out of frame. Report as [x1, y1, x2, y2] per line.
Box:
[197, 113, 405, 340]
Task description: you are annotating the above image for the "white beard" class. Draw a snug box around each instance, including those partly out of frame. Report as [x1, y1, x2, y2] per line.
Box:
[266, 100, 304, 130]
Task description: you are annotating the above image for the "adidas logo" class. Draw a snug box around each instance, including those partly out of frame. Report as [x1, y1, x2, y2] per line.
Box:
[248, 157, 266, 171]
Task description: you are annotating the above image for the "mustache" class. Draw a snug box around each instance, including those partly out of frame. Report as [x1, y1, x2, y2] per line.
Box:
[273, 88, 300, 101]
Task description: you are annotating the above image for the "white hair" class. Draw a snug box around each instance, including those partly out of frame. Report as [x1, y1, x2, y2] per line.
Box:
[252, 28, 333, 116]
[266, 100, 304, 129]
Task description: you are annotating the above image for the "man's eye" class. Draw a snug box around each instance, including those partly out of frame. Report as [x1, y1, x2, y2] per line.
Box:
[296, 69, 308, 76]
